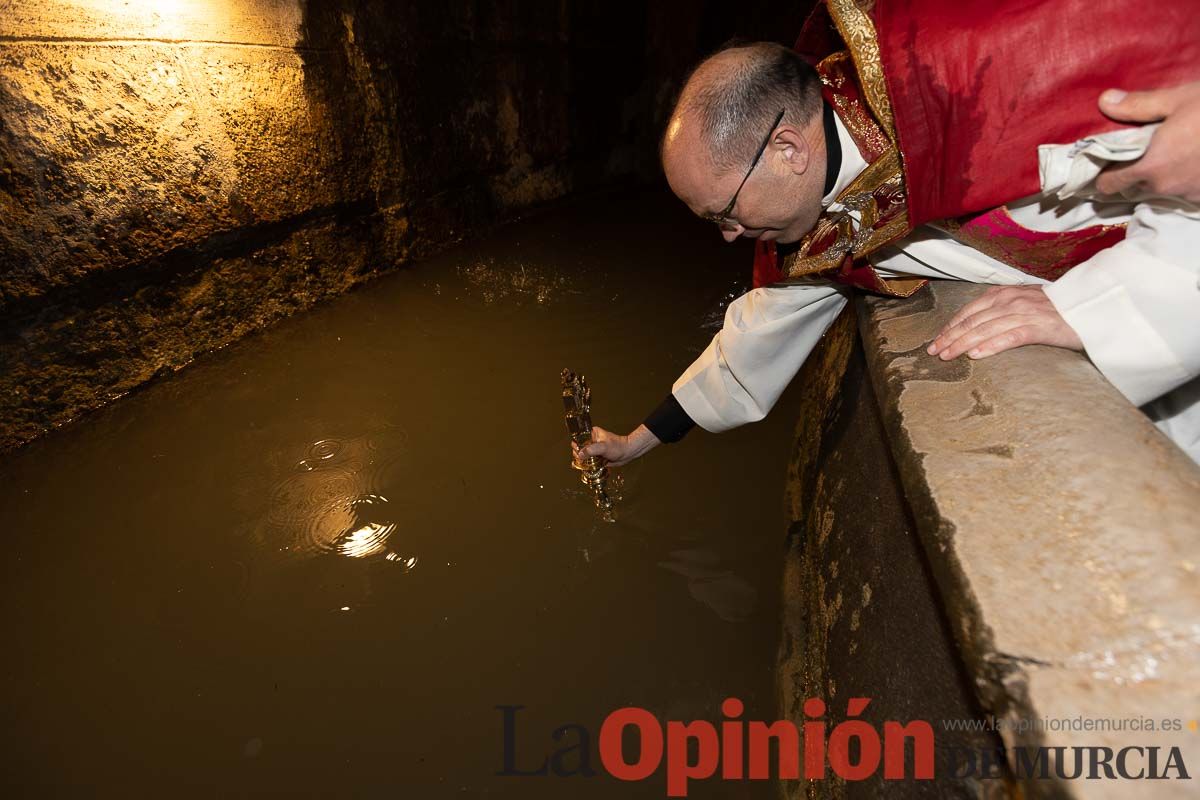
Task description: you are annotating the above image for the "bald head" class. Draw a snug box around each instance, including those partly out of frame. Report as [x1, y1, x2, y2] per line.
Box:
[662, 42, 829, 245]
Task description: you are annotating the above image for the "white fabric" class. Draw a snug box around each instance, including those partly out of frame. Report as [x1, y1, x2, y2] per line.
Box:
[1039, 124, 1159, 202]
[671, 117, 1200, 464]
[1037, 132, 1200, 462]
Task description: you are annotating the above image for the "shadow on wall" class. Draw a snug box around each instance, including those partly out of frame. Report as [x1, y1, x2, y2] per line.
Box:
[291, 0, 658, 246]
[290, 0, 816, 233]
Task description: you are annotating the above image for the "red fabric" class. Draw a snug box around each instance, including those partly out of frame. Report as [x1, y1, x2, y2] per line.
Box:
[794, 1, 839, 67]
[954, 207, 1127, 282]
[752, 240, 785, 288]
[750, 55, 904, 290]
[873, 0, 1200, 226]
[762, 0, 1197, 291]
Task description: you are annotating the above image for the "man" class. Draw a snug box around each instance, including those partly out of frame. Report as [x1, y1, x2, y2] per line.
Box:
[577, 0, 1200, 468]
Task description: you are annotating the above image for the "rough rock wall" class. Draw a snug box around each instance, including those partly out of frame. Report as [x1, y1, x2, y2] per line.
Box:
[0, 0, 804, 450]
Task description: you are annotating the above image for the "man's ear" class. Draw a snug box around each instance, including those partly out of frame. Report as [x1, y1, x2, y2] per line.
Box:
[775, 127, 811, 176]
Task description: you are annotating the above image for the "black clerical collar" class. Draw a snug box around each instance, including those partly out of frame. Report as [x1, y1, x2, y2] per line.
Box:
[821, 100, 841, 198]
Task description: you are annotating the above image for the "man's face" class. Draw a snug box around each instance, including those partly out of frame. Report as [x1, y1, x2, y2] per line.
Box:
[662, 116, 827, 245]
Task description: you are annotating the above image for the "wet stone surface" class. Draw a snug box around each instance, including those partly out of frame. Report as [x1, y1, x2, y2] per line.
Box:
[859, 282, 1200, 800]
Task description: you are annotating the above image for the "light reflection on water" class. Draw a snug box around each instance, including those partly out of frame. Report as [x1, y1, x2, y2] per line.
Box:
[456, 258, 580, 306]
[0, 190, 792, 798]
[259, 430, 415, 567]
[296, 437, 342, 469]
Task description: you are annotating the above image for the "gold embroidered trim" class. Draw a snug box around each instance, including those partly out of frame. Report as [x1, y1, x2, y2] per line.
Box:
[820, 52, 891, 160]
[781, 138, 909, 281]
[879, 277, 926, 297]
[826, 0, 895, 140]
[777, 18, 914, 298]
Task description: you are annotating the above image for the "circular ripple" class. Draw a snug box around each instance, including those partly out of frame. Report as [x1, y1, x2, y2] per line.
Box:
[266, 467, 360, 533]
[306, 494, 398, 559]
[297, 438, 344, 470]
[384, 552, 419, 571]
[262, 492, 409, 563]
[258, 431, 414, 565]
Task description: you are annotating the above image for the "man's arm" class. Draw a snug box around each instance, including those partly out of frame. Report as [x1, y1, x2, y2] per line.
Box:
[572, 424, 663, 468]
[669, 283, 849, 432]
[926, 285, 1082, 361]
[929, 198, 1200, 409]
[579, 282, 849, 465]
[1041, 198, 1200, 407]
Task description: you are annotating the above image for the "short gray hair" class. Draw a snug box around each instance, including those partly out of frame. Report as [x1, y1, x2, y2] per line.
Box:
[679, 42, 823, 174]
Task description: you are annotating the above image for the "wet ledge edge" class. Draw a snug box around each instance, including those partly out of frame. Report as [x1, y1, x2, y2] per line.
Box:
[857, 280, 1200, 799]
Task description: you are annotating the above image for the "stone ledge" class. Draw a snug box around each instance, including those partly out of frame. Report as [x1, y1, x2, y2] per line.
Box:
[858, 281, 1200, 798]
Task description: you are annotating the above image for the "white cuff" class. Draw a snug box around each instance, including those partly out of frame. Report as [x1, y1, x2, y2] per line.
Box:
[1044, 250, 1194, 407]
[672, 356, 744, 434]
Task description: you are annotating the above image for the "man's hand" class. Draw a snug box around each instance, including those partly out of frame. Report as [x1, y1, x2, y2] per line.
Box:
[573, 424, 662, 468]
[927, 286, 1082, 361]
[1096, 81, 1200, 203]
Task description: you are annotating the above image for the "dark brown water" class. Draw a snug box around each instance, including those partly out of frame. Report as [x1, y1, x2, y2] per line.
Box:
[0, 188, 805, 798]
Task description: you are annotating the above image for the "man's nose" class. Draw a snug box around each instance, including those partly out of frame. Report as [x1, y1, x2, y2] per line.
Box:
[719, 223, 743, 243]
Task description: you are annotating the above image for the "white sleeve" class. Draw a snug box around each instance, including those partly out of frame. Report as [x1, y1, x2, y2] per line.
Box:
[1043, 199, 1200, 407]
[671, 283, 849, 433]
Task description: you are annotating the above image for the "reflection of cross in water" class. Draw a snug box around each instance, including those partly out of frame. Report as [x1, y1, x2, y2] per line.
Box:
[658, 547, 758, 623]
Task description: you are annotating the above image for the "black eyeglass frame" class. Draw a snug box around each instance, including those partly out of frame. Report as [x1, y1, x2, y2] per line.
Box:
[702, 108, 786, 226]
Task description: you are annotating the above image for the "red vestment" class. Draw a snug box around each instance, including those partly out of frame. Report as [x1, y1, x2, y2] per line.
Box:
[754, 0, 1200, 292]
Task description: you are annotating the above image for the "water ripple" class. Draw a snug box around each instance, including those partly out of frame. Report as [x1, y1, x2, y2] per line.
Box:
[309, 493, 397, 559]
[297, 438, 343, 470]
[257, 430, 417, 568]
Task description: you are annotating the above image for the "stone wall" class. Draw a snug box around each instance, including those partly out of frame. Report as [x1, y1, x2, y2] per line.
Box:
[781, 282, 1200, 799]
[778, 308, 1008, 800]
[0, 0, 809, 451]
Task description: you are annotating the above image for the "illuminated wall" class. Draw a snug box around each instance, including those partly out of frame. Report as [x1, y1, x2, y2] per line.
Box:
[0, 0, 806, 450]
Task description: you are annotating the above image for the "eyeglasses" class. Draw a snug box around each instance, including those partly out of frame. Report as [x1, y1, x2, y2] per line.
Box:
[702, 108, 785, 227]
